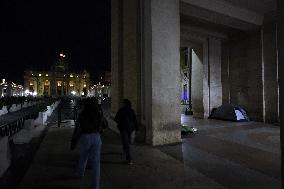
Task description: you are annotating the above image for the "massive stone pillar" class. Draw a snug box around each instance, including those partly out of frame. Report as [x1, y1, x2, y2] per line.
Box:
[143, 0, 181, 145]
[112, 0, 181, 145]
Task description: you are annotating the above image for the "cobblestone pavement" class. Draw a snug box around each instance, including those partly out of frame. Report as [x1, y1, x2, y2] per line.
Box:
[17, 112, 281, 189]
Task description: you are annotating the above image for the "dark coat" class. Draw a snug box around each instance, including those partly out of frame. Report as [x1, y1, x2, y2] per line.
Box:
[114, 107, 138, 132]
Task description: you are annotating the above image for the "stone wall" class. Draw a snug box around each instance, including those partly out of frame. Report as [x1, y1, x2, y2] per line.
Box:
[223, 32, 263, 121]
[222, 25, 278, 122]
[221, 43, 230, 104]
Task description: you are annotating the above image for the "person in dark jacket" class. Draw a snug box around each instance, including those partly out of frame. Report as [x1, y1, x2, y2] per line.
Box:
[71, 98, 106, 189]
[114, 99, 138, 164]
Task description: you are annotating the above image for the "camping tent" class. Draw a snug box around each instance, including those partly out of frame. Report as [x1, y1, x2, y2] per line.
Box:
[209, 104, 250, 122]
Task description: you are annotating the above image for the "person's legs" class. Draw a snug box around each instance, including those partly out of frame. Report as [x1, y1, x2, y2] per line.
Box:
[120, 131, 127, 153]
[120, 130, 131, 162]
[78, 134, 90, 177]
[89, 133, 102, 189]
[127, 131, 133, 162]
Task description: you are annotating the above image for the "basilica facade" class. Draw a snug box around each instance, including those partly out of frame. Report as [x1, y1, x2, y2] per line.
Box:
[24, 53, 91, 97]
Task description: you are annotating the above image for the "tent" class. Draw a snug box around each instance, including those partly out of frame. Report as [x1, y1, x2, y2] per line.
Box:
[209, 104, 250, 122]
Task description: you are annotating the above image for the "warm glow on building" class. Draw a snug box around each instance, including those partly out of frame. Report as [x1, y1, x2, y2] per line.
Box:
[46, 74, 49, 77]
[39, 74, 42, 77]
[70, 74, 74, 78]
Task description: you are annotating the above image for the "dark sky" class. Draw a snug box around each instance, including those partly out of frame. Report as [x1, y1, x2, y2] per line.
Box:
[0, 0, 111, 84]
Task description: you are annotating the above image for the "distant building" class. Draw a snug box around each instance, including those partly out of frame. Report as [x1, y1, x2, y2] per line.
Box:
[89, 82, 111, 98]
[0, 79, 24, 97]
[89, 71, 111, 98]
[24, 52, 91, 97]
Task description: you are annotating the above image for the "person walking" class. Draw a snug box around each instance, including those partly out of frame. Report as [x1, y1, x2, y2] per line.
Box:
[115, 99, 138, 165]
[71, 98, 106, 189]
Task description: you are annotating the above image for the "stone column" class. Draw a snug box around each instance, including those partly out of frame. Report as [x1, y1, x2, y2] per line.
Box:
[122, 0, 141, 115]
[208, 38, 222, 112]
[277, 0, 284, 183]
[191, 46, 204, 118]
[111, 0, 123, 113]
[262, 23, 279, 123]
[111, 0, 141, 114]
[143, 0, 181, 145]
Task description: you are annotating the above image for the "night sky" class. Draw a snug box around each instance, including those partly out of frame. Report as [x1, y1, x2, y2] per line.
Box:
[0, 0, 111, 84]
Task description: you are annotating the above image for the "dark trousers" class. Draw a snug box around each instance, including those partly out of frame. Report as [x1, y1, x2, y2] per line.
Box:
[120, 130, 132, 161]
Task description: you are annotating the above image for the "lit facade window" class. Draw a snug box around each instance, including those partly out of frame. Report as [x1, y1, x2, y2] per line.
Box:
[46, 74, 49, 77]
[70, 74, 74, 78]
[57, 81, 62, 87]
[45, 80, 50, 86]
[39, 74, 42, 77]
[83, 84, 86, 88]
[29, 82, 34, 86]
[69, 81, 74, 87]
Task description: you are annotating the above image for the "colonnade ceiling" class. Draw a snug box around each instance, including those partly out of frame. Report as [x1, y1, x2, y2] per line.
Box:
[222, 0, 276, 15]
[181, 0, 277, 32]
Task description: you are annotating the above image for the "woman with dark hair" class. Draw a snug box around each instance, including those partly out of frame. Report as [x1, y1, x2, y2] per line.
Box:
[71, 98, 106, 189]
[115, 99, 138, 165]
